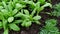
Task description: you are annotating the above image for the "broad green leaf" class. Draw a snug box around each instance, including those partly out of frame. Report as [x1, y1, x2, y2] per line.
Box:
[42, 2, 52, 8]
[15, 3, 26, 9]
[3, 20, 7, 30]
[21, 21, 25, 27]
[0, 12, 4, 20]
[2, 1, 8, 10]
[15, 12, 28, 18]
[1, 9, 9, 17]
[24, 10, 29, 15]
[38, 0, 45, 4]
[25, 21, 31, 27]
[12, 9, 18, 15]
[14, 20, 22, 24]
[9, 23, 20, 31]
[28, 1, 35, 9]
[14, 12, 23, 17]
[28, 1, 35, 5]
[35, 21, 40, 24]
[31, 8, 36, 16]
[8, 17, 14, 23]
[8, 1, 12, 12]
[33, 15, 41, 20]
[35, 2, 40, 11]
[21, 20, 32, 27]
[19, 0, 27, 5]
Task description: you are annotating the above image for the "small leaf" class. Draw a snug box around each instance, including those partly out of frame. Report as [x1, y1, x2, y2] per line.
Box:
[8, 1, 12, 12]
[21, 21, 32, 27]
[14, 12, 23, 17]
[25, 21, 32, 27]
[42, 2, 52, 8]
[8, 17, 14, 23]
[2, 1, 8, 10]
[38, 0, 45, 4]
[9, 23, 20, 31]
[24, 10, 29, 15]
[12, 9, 18, 15]
[35, 2, 40, 11]
[1, 9, 9, 17]
[0, 12, 4, 20]
[35, 21, 40, 24]
[28, 1, 35, 9]
[33, 15, 41, 20]
[31, 8, 36, 16]
[14, 20, 22, 24]
[3, 20, 8, 30]
[15, 3, 26, 9]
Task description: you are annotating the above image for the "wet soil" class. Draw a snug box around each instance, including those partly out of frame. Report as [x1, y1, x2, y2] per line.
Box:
[0, 0, 60, 34]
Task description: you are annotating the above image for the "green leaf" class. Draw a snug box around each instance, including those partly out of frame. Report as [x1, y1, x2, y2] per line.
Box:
[14, 12, 23, 17]
[21, 20, 32, 27]
[9, 23, 20, 31]
[2, 1, 8, 10]
[35, 21, 40, 24]
[3, 29, 8, 34]
[28, 1, 35, 9]
[33, 15, 41, 20]
[12, 9, 18, 15]
[15, 3, 26, 9]
[0, 12, 4, 20]
[14, 20, 22, 24]
[25, 21, 32, 27]
[35, 2, 40, 11]
[8, 17, 14, 23]
[31, 8, 36, 16]
[8, 1, 12, 12]
[38, 0, 45, 4]
[24, 10, 29, 15]
[1, 9, 9, 17]
[42, 2, 52, 8]
[3, 20, 7, 30]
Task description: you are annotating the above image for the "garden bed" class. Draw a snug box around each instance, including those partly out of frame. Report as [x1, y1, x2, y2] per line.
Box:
[0, 0, 60, 34]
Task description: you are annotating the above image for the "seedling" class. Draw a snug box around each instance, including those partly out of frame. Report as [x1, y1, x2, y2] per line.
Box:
[39, 19, 60, 34]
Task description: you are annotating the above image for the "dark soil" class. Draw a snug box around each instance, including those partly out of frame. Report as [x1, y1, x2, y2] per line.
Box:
[0, 0, 60, 34]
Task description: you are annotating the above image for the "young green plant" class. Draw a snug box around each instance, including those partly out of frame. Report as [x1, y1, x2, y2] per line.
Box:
[39, 19, 60, 34]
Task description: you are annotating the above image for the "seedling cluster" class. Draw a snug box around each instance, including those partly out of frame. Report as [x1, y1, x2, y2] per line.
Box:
[0, 0, 52, 34]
